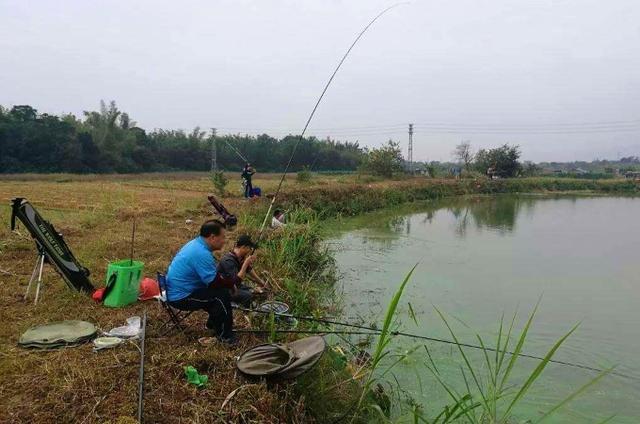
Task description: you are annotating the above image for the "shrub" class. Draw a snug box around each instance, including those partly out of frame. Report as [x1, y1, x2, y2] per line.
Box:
[461, 169, 486, 179]
[475, 144, 522, 178]
[296, 166, 312, 183]
[359, 140, 404, 178]
[210, 171, 228, 195]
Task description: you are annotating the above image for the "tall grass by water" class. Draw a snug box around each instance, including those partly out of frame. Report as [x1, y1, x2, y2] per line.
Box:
[258, 207, 335, 317]
[347, 268, 611, 423]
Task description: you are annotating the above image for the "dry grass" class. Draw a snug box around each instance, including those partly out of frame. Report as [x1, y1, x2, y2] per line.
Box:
[0, 173, 331, 424]
[0, 172, 636, 423]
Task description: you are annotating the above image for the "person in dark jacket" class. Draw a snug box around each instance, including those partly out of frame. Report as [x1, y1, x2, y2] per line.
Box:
[216, 235, 267, 306]
[241, 163, 255, 198]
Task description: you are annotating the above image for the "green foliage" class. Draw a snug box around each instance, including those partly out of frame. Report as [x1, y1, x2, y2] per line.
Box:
[0, 105, 84, 172]
[552, 172, 615, 180]
[283, 177, 637, 221]
[474, 144, 522, 178]
[210, 171, 228, 195]
[360, 140, 405, 178]
[296, 166, 312, 183]
[259, 207, 334, 316]
[460, 169, 485, 179]
[352, 290, 611, 422]
[0, 102, 365, 173]
[521, 161, 542, 177]
[418, 305, 611, 423]
[538, 157, 640, 175]
[297, 349, 373, 423]
[354, 265, 417, 419]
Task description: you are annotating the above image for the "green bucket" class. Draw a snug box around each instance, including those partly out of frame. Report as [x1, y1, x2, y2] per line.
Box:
[103, 260, 144, 308]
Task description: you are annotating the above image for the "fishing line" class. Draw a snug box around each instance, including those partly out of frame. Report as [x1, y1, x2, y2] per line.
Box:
[129, 218, 136, 266]
[223, 139, 250, 163]
[236, 306, 634, 380]
[255, 3, 407, 244]
[234, 0, 630, 383]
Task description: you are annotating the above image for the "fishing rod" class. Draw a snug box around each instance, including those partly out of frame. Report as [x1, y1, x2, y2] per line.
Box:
[223, 139, 250, 164]
[129, 218, 136, 266]
[255, 3, 407, 244]
[137, 310, 147, 424]
[237, 328, 377, 336]
[236, 306, 632, 380]
[234, 305, 340, 323]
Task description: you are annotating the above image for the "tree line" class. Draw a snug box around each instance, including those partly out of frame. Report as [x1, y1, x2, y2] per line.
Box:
[0, 101, 364, 173]
[453, 142, 526, 177]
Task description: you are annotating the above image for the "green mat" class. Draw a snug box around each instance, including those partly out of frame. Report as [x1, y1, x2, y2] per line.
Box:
[19, 320, 97, 349]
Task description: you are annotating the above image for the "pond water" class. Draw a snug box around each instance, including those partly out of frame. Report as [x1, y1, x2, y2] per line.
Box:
[328, 195, 639, 423]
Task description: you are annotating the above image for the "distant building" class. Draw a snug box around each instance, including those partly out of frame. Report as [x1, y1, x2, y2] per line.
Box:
[625, 171, 640, 180]
[572, 167, 588, 175]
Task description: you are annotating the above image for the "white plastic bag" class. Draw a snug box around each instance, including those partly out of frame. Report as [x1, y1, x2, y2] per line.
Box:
[105, 316, 141, 338]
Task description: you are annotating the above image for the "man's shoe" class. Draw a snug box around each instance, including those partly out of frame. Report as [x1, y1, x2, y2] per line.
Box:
[218, 334, 239, 347]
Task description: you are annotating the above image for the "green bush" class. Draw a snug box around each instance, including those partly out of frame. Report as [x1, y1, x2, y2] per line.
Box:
[461, 169, 485, 179]
[359, 140, 404, 178]
[210, 171, 228, 195]
[296, 166, 312, 183]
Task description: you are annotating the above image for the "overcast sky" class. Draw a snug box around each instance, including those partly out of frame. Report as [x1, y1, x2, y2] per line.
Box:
[1, 0, 639, 162]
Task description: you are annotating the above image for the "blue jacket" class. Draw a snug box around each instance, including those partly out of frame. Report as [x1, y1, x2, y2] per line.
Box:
[166, 236, 217, 302]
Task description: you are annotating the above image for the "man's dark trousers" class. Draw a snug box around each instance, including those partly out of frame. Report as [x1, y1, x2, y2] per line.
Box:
[244, 180, 253, 198]
[169, 286, 233, 338]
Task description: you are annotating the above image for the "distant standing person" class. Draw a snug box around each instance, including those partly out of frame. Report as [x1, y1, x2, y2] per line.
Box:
[241, 163, 255, 198]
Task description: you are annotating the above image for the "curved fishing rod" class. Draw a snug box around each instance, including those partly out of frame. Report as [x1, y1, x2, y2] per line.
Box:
[223, 139, 250, 164]
[255, 3, 407, 243]
[236, 306, 632, 380]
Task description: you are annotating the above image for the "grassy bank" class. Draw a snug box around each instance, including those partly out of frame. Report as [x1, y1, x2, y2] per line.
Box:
[0, 174, 636, 423]
[277, 177, 638, 218]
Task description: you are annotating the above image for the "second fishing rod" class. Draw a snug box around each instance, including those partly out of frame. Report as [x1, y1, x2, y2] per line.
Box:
[235, 305, 629, 380]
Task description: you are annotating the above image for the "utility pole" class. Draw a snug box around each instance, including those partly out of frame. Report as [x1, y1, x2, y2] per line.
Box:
[210, 128, 217, 172]
[408, 123, 414, 174]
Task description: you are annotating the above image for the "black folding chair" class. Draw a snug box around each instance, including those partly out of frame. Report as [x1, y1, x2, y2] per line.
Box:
[156, 272, 194, 336]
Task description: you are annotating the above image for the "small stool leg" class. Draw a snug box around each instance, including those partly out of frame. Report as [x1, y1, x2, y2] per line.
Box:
[24, 255, 41, 301]
[34, 254, 45, 305]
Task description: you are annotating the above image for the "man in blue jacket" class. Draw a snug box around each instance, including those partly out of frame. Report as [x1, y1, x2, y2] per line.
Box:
[166, 220, 236, 344]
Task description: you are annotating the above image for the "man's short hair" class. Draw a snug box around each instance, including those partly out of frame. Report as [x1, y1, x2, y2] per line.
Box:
[273, 209, 282, 217]
[200, 220, 225, 237]
[236, 234, 257, 248]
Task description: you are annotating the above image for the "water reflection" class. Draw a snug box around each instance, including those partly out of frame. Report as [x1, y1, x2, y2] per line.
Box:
[338, 196, 599, 252]
[331, 195, 640, 422]
[447, 196, 533, 236]
[351, 196, 536, 248]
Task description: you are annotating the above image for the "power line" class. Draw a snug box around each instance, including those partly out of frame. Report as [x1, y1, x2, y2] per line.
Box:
[214, 120, 640, 138]
[216, 119, 640, 133]
[217, 123, 407, 132]
[215, 128, 639, 139]
[412, 127, 640, 135]
[415, 119, 640, 129]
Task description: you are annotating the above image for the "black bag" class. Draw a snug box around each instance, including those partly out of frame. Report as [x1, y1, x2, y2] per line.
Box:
[207, 195, 238, 227]
[11, 198, 94, 293]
